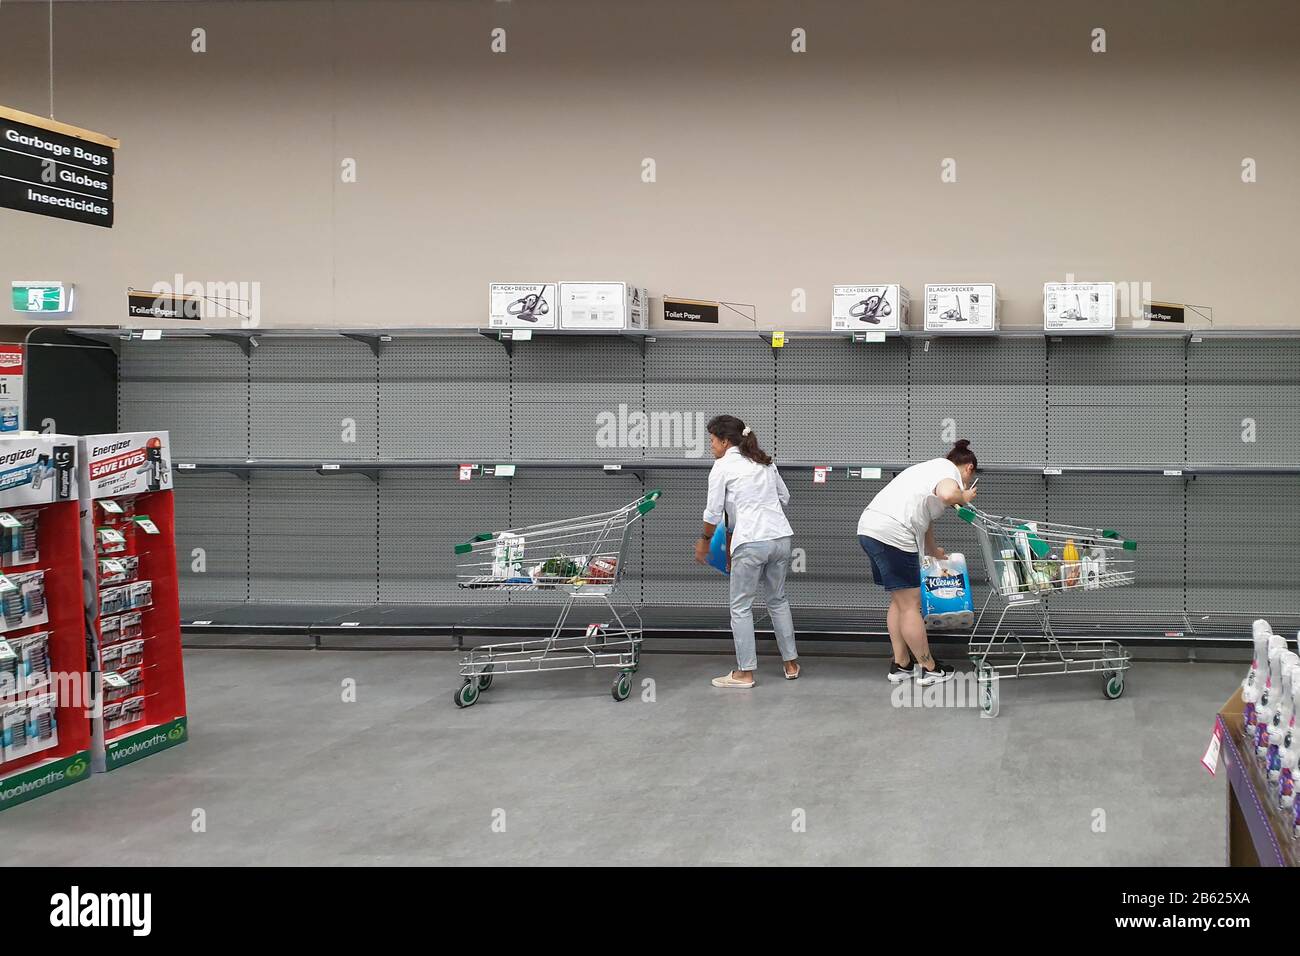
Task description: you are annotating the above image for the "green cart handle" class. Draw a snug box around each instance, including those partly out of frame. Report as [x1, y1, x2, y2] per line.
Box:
[1101, 529, 1138, 551]
[453, 531, 495, 555]
[637, 489, 663, 514]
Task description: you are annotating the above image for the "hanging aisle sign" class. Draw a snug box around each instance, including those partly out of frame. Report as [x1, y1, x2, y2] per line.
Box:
[0, 105, 118, 228]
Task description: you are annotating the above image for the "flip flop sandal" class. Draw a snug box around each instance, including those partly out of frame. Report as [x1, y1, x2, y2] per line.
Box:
[711, 673, 755, 689]
[783, 664, 801, 680]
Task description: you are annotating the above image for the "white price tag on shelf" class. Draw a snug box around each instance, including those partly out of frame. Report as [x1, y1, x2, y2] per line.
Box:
[190, 620, 213, 626]
[602, 464, 622, 472]
[771, 331, 785, 348]
[813, 466, 829, 484]
[341, 622, 360, 628]
[320, 463, 340, 471]
[133, 517, 161, 535]
[102, 671, 130, 689]
[141, 329, 162, 341]
[458, 464, 474, 482]
[0, 639, 15, 662]
[853, 331, 886, 344]
[512, 329, 533, 342]
[178, 463, 196, 470]
[101, 559, 126, 575]
[1164, 469, 1183, 477]
[859, 467, 882, 480]
[1201, 721, 1223, 776]
[0, 512, 21, 530]
[495, 464, 517, 477]
[1042, 467, 1063, 476]
[99, 499, 125, 515]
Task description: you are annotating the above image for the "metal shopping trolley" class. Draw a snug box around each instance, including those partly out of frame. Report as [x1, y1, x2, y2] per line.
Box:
[956, 504, 1137, 717]
[450, 490, 661, 708]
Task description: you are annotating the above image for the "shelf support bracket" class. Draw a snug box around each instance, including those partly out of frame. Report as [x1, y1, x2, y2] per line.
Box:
[341, 332, 392, 358]
[209, 331, 259, 357]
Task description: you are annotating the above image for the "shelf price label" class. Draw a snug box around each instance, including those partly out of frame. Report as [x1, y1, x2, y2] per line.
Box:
[495, 464, 517, 477]
[458, 464, 474, 482]
[813, 466, 829, 484]
[1164, 469, 1183, 477]
[177, 463, 196, 471]
[132, 516, 160, 535]
[99, 499, 125, 515]
[1042, 467, 1063, 476]
[102, 671, 130, 689]
[1201, 721, 1223, 776]
[0, 512, 22, 530]
[771, 331, 785, 348]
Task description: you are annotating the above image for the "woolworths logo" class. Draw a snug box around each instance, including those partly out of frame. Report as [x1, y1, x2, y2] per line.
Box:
[107, 719, 186, 768]
[0, 755, 87, 805]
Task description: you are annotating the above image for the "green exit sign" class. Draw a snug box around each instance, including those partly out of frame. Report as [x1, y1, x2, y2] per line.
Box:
[11, 281, 73, 314]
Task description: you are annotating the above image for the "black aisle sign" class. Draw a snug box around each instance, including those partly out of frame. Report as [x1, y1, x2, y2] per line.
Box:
[664, 297, 720, 324]
[128, 291, 203, 321]
[0, 106, 116, 228]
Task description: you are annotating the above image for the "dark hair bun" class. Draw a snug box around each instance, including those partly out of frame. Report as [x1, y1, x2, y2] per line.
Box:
[952, 439, 971, 450]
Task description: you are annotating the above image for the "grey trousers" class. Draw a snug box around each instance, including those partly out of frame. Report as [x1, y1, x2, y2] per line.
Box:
[728, 536, 798, 671]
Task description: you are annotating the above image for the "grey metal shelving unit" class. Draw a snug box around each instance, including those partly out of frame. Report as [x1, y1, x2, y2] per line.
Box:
[83, 323, 1300, 647]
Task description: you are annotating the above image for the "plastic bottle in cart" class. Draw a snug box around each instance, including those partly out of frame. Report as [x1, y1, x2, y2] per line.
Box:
[491, 533, 524, 580]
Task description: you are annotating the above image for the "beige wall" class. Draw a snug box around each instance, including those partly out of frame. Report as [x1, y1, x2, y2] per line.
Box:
[0, 0, 1296, 331]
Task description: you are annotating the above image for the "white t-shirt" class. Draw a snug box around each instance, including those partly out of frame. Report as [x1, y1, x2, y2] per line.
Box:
[856, 458, 963, 552]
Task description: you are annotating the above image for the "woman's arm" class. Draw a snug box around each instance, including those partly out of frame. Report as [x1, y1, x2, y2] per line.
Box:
[935, 477, 976, 506]
[774, 466, 791, 507]
[697, 464, 727, 564]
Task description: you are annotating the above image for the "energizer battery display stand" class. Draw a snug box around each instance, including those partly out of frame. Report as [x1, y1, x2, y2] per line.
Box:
[0, 434, 92, 812]
[78, 432, 187, 773]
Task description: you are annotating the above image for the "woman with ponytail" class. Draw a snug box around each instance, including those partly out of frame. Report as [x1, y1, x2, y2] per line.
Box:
[856, 439, 979, 686]
[694, 415, 800, 688]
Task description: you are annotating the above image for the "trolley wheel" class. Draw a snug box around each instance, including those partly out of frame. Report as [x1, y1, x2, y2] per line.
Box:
[455, 680, 480, 708]
[978, 671, 1000, 718]
[1103, 674, 1125, 700]
[611, 672, 632, 702]
[477, 665, 495, 692]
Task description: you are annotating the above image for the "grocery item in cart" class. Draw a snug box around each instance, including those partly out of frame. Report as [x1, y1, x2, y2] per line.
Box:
[491, 532, 525, 580]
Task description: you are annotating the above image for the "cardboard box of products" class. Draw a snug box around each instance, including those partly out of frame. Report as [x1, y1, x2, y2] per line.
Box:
[1044, 282, 1116, 332]
[924, 283, 997, 332]
[1217, 687, 1299, 866]
[831, 285, 909, 332]
[487, 283, 558, 330]
[558, 282, 649, 330]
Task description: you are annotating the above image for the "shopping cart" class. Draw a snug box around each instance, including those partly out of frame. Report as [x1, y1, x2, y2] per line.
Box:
[450, 490, 661, 708]
[956, 504, 1136, 717]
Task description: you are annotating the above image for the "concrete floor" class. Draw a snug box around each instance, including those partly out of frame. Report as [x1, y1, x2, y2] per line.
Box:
[4, 647, 1235, 865]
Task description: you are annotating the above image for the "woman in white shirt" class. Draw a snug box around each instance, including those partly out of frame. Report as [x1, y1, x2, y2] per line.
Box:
[693, 415, 800, 688]
[857, 440, 979, 686]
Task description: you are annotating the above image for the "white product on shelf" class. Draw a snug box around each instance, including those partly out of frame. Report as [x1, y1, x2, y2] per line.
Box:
[1, 508, 40, 567]
[1279, 667, 1300, 810]
[1, 693, 57, 763]
[99, 614, 122, 647]
[1043, 282, 1116, 331]
[96, 527, 127, 554]
[129, 580, 153, 610]
[558, 282, 649, 330]
[13, 631, 51, 692]
[1243, 627, 1271, 736]
[923, 283, 997, 332]
[0, 570, 47, 632]
[1256, 640, 1287, 760]
[1267, 652, 1299, 785]
[119, 639, 144, 669]
[488, 282, 558, 330]
[831, 284, 909, 332]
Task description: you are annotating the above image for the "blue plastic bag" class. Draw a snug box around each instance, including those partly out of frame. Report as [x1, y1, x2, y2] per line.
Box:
[706, 523, 729, 575]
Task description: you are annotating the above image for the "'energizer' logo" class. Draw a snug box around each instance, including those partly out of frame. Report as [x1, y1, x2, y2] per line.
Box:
[0, 447, 37, 467]
[92, 440, 133, 457]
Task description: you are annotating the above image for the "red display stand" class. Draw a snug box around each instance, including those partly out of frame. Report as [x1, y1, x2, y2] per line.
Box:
[79, 431, 188, 772]
[0, 435, 92, 812]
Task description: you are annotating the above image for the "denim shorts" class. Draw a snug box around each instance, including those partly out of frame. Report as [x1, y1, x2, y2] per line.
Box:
[858, 534, 921, 591]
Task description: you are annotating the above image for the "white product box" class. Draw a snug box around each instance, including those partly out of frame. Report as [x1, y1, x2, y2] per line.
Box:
[923, 284, 997, 332]
[558, 282, 649, 330]
[1043, 282, 1116, 331]
[831, 285, 909, 332]
[79, 432, 172, 500]
[488, 283, 558, 330]
[0, 434, 78, 506]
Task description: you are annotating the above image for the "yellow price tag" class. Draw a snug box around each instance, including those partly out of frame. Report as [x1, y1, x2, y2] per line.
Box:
[772, 331, 785, 348]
